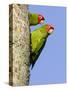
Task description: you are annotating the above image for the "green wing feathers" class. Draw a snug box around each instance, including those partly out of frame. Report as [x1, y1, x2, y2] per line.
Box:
[30, 28, 47, 69]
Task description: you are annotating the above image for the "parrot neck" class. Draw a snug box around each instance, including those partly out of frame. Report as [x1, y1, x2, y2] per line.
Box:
[39, 29, 49, 38]
[31, 14, 38, 25]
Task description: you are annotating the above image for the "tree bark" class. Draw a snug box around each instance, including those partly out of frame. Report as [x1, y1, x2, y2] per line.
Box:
[9, 4, 30, 86]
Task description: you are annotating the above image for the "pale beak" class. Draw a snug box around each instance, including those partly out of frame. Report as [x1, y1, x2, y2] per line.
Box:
[48, 29, 54, 34]
[40, 20, 44, 24]
[48, 27, 54, 34]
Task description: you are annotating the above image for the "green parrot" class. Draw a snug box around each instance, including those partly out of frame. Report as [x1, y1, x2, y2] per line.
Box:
[30, 24, 54, 69]
[28, 13, 45, 26]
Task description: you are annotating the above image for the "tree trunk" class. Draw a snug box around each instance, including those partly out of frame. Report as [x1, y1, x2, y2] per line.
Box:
[9, 4, 30, 86]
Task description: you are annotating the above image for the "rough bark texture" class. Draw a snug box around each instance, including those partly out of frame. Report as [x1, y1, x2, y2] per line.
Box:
[9, 4, 30, 86]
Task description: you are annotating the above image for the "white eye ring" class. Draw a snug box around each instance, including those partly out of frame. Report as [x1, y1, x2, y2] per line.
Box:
[39, 16, 42, 19]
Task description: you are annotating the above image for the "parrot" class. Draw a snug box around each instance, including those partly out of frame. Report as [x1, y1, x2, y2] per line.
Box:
[28, 13, 45, 26]
[30, 24, 54, 69]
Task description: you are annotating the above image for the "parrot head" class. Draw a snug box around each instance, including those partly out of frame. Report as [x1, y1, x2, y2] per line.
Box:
[38, 14, 45, 24]
[45, 24, 54, 34]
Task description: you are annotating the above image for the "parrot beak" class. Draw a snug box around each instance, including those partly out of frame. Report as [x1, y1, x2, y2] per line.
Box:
[40, 20, 44, 24]
[48, 26, 54, 34]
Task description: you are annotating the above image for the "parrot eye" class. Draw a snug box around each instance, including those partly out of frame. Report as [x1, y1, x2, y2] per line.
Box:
[39, 16, 42, 19]
[38, 14, 45, 24]
[39, 15, 42, 19]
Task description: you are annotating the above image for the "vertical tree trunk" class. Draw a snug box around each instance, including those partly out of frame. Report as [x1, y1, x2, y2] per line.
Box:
[9, 4, 30, 86]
